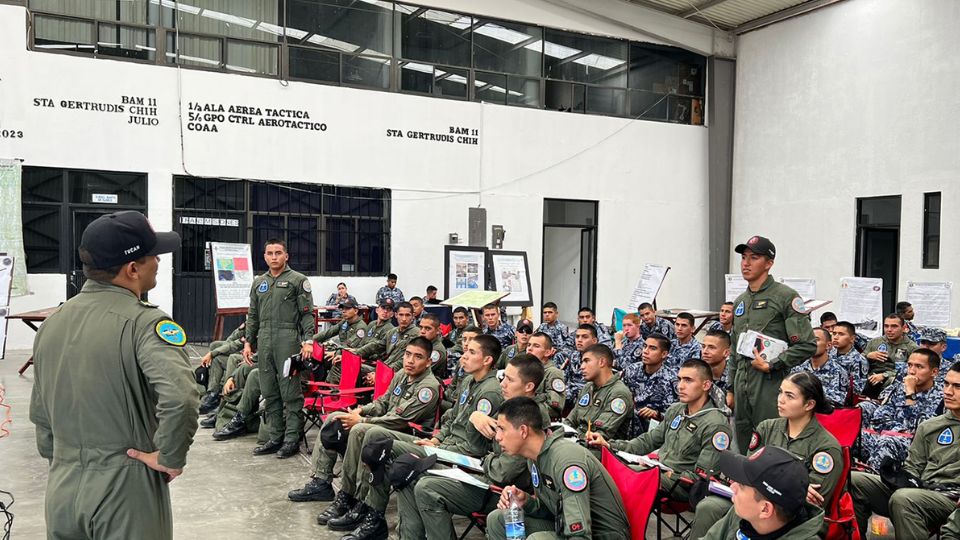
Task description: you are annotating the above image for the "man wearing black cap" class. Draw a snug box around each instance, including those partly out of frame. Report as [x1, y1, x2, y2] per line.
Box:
[703, 446, 824, 539]
[312, 298, 368, 384]
[729, 235, 816, 454]
[497, 318, 533, 369]
[29, 211, 199, 540]
[242, 239, 316, 459]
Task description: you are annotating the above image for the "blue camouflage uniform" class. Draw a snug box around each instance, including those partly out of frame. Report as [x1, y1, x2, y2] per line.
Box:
[621, 362, 677, 437]
[563, 350, 585, 403]
[790, 357, 851, 407]
[832, 347, 868, 395]
[707, 320, 731, 335]
[483, 322, 516, 349]
[537, 321, 574, 355]
[667, 338, 702, 372]
[594, 321, 613, 347]
[375, 286, 404, 305]
[859, 381, 942, 470]
[920, 328, 959, 391]
[854, 333, 869, 353]
[640, 317, 676, 341]
[905, 321, 923, 345]
[614, 335, 644, 369]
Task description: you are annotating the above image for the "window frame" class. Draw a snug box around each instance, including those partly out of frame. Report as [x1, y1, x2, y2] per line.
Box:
[922, 191, 941, 269]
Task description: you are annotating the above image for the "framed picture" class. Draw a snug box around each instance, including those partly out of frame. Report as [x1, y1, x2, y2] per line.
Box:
[444, 246, 488, 299]
[490, 250, 532, 307]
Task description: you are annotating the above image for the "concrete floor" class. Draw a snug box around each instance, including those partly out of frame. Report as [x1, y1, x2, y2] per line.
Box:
[1, 348, 894, 539]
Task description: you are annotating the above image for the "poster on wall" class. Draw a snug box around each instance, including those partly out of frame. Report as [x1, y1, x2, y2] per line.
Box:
[837, 277, 884, 338]
[490, 251, 533, 307]
[906, 281, 952, 327]
[779, 278, 816, 301]
[444, 246, 488, 300]
[210, 242, 254, 309]
[627, 264, 670, 311]
[725, 274, 748, 302]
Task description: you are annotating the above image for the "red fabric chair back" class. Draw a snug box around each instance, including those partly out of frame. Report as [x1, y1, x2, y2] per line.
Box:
[817, 408, 862, 448]
[600, 447, 658, 540]
[312, 342, 325, 361]
[373, 361, 395, 399]
[817, 409, 863, 540]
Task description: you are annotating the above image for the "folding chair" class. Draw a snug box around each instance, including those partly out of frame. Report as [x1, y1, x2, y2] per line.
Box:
[371, 361, 395, 399]
[601, 447, 660, 540]
[817, 408, 863, 540]
[457, 485, 504, 540]
[302, 351, 369, 433]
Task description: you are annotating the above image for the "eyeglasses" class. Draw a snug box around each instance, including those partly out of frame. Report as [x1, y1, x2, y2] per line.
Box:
[517, 328, 533, 335]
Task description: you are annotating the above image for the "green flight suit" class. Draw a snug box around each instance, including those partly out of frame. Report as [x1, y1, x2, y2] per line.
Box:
[498, 344, 526, 370]
[213, 359, 268, 443]
[850, 411, 960, 539]
[379, 324, 420, 370]
[690, 415, 843, 539]
[207, 325, 245, 391]
[730, 275, 816, 454]
[487, 432, 630, 540]
[313, 316, 368, 383]
[245, 266, 315, 444]
[311, 369, 441, 485]
[359, 370, 505, 512]
[564, 372, 634, 441]
[401, 403, 552, 540]
[863, 335, 918, 389]
[353, 318, 395, 360]
[429, 336, 448, 379]
[29, 280, 199, 540]
[538, 362, 568, 421]
[943, 508, 960, 540]
[702, 504, 824, 540]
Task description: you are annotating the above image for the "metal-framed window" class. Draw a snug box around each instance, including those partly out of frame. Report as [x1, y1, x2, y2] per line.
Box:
[923, 192, 941, 269]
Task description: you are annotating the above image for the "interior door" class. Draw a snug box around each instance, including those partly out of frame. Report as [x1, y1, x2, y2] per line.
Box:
[543, 226, 581, 326]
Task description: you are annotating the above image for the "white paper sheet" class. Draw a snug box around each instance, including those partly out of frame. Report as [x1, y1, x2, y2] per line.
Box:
[838, 277, 884, 338]
[906, 282, 952, 327]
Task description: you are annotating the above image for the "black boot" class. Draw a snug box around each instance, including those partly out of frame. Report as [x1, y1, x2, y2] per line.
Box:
[317, 491, 355, 525]
[199, 391, 220, 415]
[289, 477, 335, 502]
[341, 508, 388, 540]
[199, 413, 217, 429]
[212, 412, 247, 441]
[252, 438, 283, 455]
[276, 440, 300, 459]
[327, 501, 367, 531]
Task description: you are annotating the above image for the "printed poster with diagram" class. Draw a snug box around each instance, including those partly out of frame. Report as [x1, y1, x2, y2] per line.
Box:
[837, 277, 884, 339]
[627, 264, 670, 311]
[210, 242, 254, 309]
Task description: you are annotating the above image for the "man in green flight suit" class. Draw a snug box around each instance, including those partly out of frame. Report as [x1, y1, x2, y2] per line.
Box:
[313, 298, 368, 384]
[242, 239, 316, 459]
[198, 322, 245, 414]
[29, 211, 198, 540]
[861, 313, 919, 397]
[564, 344, 634, 443]
[418, 312, 448, 378]
[527, 332, 568, 420]
[728, 235, 816, 454]
[355, 301, 418, 372]
[488, 396, 630, 540]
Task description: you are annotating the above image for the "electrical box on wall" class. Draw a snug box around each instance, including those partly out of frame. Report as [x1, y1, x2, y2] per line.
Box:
[469, 207, 486, 247]
[491, 225, 505, 249]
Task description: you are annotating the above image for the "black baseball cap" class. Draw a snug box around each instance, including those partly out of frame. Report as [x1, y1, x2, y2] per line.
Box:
[387, 452, 437, 490]
[319, 418, 348, 455]
[516, 319, 534, 333]
[79, 211, 181, 269]
[379, 298, 396, 310]
[718, 446, 808, 513]
[360, 438, 394, 485]
[734, 235, 776, 259]
[339, 299, 359, 309]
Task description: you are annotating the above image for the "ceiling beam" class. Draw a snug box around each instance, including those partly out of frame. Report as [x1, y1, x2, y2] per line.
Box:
[679, 0, 736, 19]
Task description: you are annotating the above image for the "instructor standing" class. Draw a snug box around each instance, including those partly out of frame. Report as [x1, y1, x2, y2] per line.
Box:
[243, 239, 316, 458]
[29, 211, 198, 539]
[728, 235, 816, 453]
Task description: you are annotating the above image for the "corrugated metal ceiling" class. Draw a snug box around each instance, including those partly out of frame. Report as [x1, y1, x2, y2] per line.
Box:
[627, 0, 819, 31]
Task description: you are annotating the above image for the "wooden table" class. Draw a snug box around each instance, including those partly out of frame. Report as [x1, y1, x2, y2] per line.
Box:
[7, 306, 60, 375]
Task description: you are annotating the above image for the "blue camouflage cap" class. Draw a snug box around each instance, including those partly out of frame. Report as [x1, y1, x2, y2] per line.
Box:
[919, 327, 947, 344]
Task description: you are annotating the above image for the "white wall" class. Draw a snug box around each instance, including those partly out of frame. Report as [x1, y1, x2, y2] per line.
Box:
[0, 4, 711, 349]
[731, 0, 960, 325]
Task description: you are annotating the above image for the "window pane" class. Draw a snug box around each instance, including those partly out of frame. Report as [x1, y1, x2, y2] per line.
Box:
[22, 206, 61, 272]
[22, 167, 64, 203]
[290, 46, 340, 83]
[472, 19, 542, 77]
[175, 177, 245, 211]
[507, 77, 540, 108]
[166, 33, 221, 68]
[288, 217, 318, 273]
[400, 61, 433, 94]
[252, 215, 284, 272]
[285, 0, 393, 57]
[474, 71, 507, 104]
[435, 66, 468, 99]
[358, 220, 386, 274]
[544, 80, 585, 113]
[629, 43, 705, 97]
[398, 4, 472, 68]
[857, 197, 901, 227]
[669, 95, 702, 124]
[323, 186, 385, 217]
[342, 55, 390, 89]
[29, 0, 150, 24]
[587, 87, 627, 117]
[168, 0, 283, 42]
[325, 218, 356, 273]
[543, 30, 627, 87]
[923, 192, 941, 268]
[226, 40, 278, 75]
[69, 171, 147, 206]
[97, 23, 155, 61]
[34, 15, 95, 53]
[629, 90, 668, 121]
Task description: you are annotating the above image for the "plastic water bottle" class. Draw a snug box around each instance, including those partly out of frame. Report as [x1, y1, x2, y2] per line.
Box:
[505, 489, 526, 540]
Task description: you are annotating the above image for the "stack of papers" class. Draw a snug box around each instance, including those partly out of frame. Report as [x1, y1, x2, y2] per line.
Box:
[736, 330, 788, 363]
[423, 447, 484, 472]
[616, 451, 673, 472]
[425, 467, 489, 489]
[709, 481, 733, 499]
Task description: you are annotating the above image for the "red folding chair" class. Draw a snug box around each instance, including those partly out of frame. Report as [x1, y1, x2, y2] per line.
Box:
[303, 351, 370, 433]
[458, 485, 503, 540]
[817, 408, 863, 540]
[372, 361, 395, 400]
[601, 447, 659, 540]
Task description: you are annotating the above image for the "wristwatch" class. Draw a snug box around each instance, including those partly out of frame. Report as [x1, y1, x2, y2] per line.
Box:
[904, 392, 917, 400]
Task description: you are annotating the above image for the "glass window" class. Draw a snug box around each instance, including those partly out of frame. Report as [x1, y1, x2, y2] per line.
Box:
[398, 4, 472, 68]
[289, 46, 340, 83]
[288, 216, 318, 273]
[324, 217, 356, 273]
[472, 18, 541, 77]
[29, 0, 152, 24]
[252, 215, 285, 272]
[357, 219, 387, 274]
[286, 0, 393, 57]
[586, 87, 627, 117]
[174, 177, 245, 211]
[543, 30, 627, 87]
[923, 192, 941, 268]
[97, 23, 155, 61]
[165, 0, 283, 42]
[544, 80, 585, 113]
[400, 62, 467, 99]
[629, 90, 668, 121]
[507, 77, 540, 108]
[629, 43, 705, 98]
[225, 40, 279, 75]
[474, 71, 507, 104]
[69, 171, 147, 206]
[435, 66, 469, 99]
[34, 15, 95, 53]
[166, 33, 221, 68]
[342, 55, 390, 89]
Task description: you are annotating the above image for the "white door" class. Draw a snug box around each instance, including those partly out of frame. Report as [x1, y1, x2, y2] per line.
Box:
[542, 226, 581, 326]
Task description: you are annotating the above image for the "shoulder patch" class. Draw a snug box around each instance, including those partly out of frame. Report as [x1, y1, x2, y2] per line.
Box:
[391, 333, 399, 344]
[735, 301, 744, 317]
[394, 385, 403, 396]
[611, 397, 627, 415]
[508, 348, 516, 359]
[257, 281, 268, 293]
[791, 296, 807, 314]
[476, 398, 493, 415]
[418, 387, 434, 403]
[302, 281, 311, 293]
[938, 427, 954, 445]
[578, 393, 590, 407]
[357, 328, 365, 339]
[530, 463, 540, 488]
[551, 378, 566, 393]
[712, 431, 730, 451]
[670, 414, 682, 430]
[430, 350, 441, 364]
[341, 322, 349, 330]
[812, 451, 834, 474]
[155, 320, 187, 346]
[563, 465, 588, 492]
[748, 432, 761, 451]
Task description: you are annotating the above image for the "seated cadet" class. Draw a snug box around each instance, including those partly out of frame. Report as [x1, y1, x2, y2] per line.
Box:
[318, 335, 504, 539]
[862, 313, 918, 398]
[708, 302, 734, 335]
[578, 306, 613, 347]
[538, 301, 575, 360]
[830, 321, 868, 395]
[443, 306, 469, 350]
[374, 273, 404, 305]
[424, 285, 441, 305]
[210, 356, 269, 442]
[588, 359, 733, 502]
[199, 322, 246, 414]
[563, 324, 600, 403]
[790, 327, 850, 407]
[702, 447, 825, 540]
[356, 301, 418, 374]
[285, 337, 440, 505]
[409, 296, 425, 326]
[896, 300, 923, 344]
[417, 313, 448, 379]
[820, 312, 838, 333]
[850, 362, 960, 538]
[498, 318, 533, 369]
[857, 348, 941, 471]
[621, 333, 677, 436]
[564, 344, 633, 442]
[487, 396, 630, 540]
[313, 299, 368, 384]
[350, 300, 395, 364]
[668, 312, 703, 371]
[399, 354, 549, 540]
[526, 332, 568, 420]
[440, 325, 480, 413]
[701, 329, 733, 414]
[639, 302, 677, 341]
[689, 371, 842, 539]
[613, 313, 645, 368]
[481, 303, 515, 349]
[919, 327, 960, 390]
